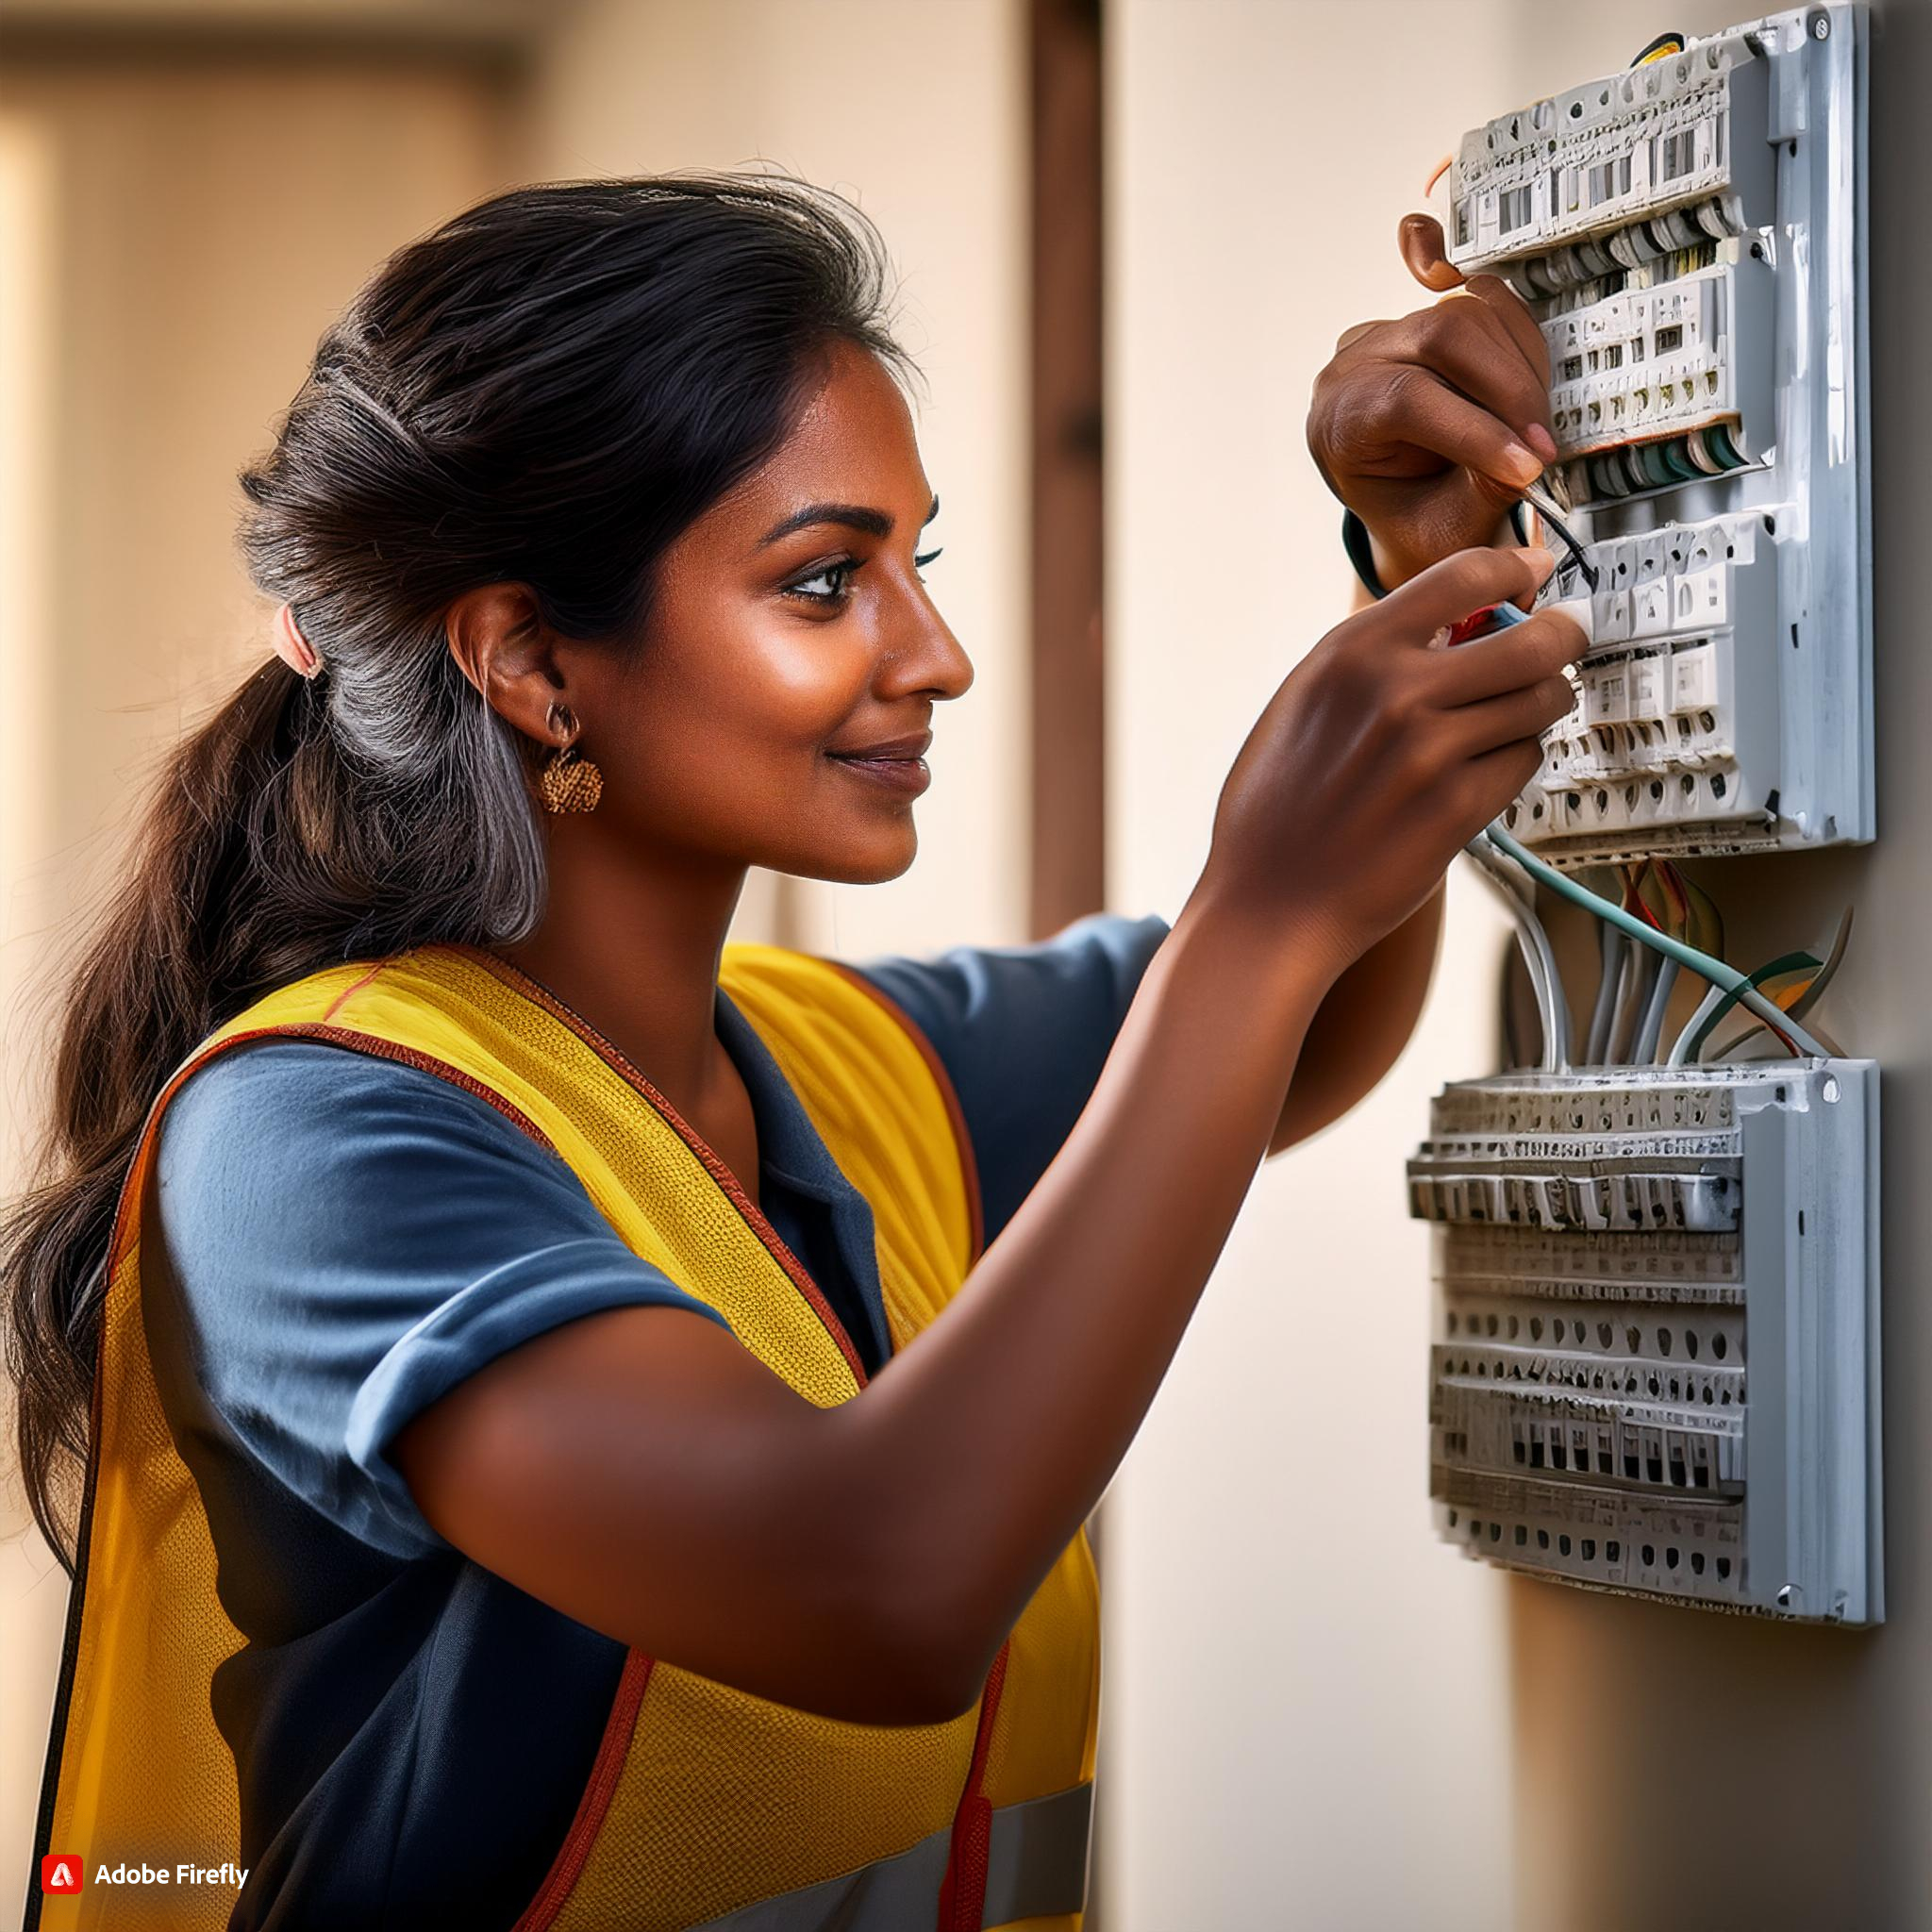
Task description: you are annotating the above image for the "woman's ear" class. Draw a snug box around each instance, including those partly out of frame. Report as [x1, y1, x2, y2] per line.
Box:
[443, 584, 568, 745]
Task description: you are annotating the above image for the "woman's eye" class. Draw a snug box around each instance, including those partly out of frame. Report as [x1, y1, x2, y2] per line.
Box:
[787, 559, 858, 604]
[914, 546, 943, 578]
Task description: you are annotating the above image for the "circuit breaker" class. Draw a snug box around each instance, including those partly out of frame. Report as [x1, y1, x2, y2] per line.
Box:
[1409, 1062, 1880, 1622]
[1442, 6, 1871, 866]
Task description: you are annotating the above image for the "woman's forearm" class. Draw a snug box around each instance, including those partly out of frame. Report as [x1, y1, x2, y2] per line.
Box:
[1266, 880, 1442, 1155]
[825, 891, 1338, 1693]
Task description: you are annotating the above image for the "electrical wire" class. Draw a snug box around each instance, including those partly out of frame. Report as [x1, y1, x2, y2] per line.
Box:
[1631, 956, 1680, 1063]
[1674, 950, 1819, 1063]
[1521, 484, 1600, 592]
[1706, 907, 1854, 1059]
[1487, 821, 1825, 1058]
[1465, 832, 1571, 1070]
[1609, 942, 1660, 1063]
[1584, 914, 1624, 1064]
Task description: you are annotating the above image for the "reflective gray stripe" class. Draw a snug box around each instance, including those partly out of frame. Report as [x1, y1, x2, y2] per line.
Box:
[690, 1780, 1092, 1931]
[983, 1781, 1093, 1927]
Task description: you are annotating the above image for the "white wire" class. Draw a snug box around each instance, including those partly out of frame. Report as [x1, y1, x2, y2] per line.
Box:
[1484, 833, 1573, 1066]
[1632, 956, 1680, 1064]
[1609, 944, 1659, 1063]
[1583, 918, 1624, 1065]
[1666, 981, 1732, 1067]
[1464, 833, 1571, 1070]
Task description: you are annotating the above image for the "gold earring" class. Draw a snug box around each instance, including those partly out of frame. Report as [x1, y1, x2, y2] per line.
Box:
[539, 702, 603, 815]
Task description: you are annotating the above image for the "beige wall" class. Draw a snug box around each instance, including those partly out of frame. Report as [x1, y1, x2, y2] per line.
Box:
[520, 0, 1032, 964]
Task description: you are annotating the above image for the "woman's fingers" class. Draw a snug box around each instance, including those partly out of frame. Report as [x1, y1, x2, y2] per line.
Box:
[1435, 736, 1551, 848]
[1399, 212, 1463, 291]
[1441, 671, 1579, 760]
[1384, 300, 1554, 459]
[1429, 605, 1588, 706]
[1374, 543, 1557, 639]
[1399, 215, 1550, 386]
[1363, 368, 1547, 492]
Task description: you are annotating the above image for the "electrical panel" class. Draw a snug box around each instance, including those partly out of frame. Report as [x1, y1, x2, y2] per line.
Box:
[1409, 1062, 1880, 1623]
[1442, 7, 1870, 866]
[1407, 10, 1881, 1623]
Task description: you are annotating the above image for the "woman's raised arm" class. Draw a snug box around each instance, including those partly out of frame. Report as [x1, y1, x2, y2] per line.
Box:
[394, 543, 1583, 1725]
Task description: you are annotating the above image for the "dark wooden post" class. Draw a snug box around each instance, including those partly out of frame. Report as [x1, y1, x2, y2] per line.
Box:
[1028, 0, 1107, 940]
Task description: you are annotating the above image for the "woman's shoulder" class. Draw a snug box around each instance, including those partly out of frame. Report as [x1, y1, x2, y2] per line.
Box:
[155, 1034, 559, 1197]
[147, 1036, 726, 1560]
[846, 910, 1170, 1047]
[842, 911, 1171, 1243]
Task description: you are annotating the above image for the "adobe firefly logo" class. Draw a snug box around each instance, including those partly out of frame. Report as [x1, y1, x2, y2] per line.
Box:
[41, 1853, 83, 1893]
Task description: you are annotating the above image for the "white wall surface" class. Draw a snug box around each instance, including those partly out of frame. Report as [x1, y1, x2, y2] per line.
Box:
[1101, 4, 1521, 1926]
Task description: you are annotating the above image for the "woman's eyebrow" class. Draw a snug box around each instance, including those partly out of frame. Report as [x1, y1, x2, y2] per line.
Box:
[758, 495, 941, 546]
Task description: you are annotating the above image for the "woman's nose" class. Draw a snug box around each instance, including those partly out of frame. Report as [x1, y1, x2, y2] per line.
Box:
[885, 587, 974, 702]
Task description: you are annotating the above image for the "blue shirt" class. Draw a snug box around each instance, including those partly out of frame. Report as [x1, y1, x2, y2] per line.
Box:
[143, 913, 1166, 1930]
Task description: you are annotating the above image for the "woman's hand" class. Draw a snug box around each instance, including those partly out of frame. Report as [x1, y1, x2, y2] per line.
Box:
[1201, 542, 1584, 978]
[1307, 212, 1557, 590]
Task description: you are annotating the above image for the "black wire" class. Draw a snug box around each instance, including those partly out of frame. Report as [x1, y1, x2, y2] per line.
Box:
[1524, 486, 1600, 592]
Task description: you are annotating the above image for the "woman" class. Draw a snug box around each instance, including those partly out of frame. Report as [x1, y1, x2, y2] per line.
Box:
[8, 176, 1575, 1930]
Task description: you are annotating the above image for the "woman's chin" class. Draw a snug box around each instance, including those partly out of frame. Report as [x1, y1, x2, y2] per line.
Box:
[788, 826, 919, 887]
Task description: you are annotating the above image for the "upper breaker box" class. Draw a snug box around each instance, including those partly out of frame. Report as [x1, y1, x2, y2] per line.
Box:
[1443, 8, 1870, 868]
[1407, 1061, 1880, 1624]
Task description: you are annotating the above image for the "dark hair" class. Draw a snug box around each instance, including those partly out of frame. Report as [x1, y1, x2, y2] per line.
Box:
[4, 171, 910, 1568]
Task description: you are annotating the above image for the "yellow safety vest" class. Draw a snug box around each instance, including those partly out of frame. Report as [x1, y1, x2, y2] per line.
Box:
[32, 940, 1098, 1931]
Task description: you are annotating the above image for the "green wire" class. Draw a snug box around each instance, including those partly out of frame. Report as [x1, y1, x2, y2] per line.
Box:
[1680, 949, 1820, 1062]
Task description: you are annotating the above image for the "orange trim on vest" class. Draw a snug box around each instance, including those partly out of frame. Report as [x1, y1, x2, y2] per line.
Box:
[511, 1651, 656, 1932]
[819, 960, 986, 1266]
[937, 1638, 1010, 1932]
[323, 962, 390, 1022]
[450, 943, 872, 1389]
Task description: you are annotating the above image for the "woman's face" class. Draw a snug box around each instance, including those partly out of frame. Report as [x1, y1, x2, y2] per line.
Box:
[561, 340, 974, 886]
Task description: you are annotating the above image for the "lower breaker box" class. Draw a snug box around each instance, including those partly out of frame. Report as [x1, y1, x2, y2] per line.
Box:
[1407, 1062, 1880, 1624]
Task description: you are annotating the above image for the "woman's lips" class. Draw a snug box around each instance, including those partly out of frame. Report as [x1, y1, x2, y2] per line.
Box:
[824, 732, 933, 796]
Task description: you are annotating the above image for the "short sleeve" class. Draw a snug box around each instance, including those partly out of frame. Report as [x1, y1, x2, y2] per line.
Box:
[150, 1039, 729, 1559]
[849, 911, 1169, 1244]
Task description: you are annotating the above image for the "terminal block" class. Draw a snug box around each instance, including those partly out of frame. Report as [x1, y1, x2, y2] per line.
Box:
[1407, 1062, 1880, 1623]
[1441, 8, 1871, 866]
